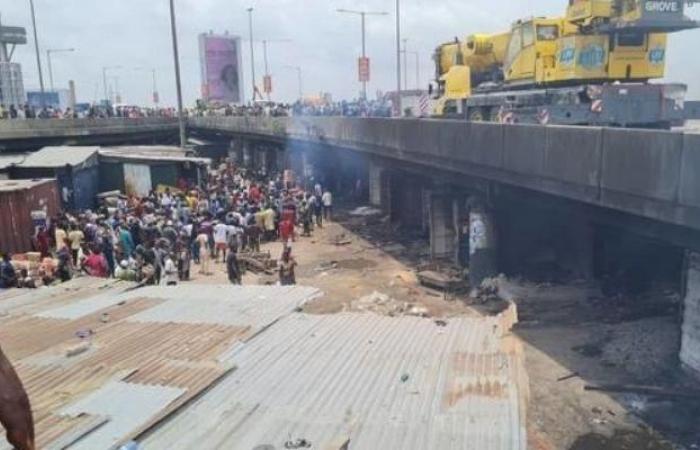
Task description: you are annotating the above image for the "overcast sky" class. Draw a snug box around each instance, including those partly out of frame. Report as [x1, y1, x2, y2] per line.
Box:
[3, 0, 699, 106]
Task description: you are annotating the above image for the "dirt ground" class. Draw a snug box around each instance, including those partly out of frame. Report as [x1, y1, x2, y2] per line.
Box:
[187, 205, 699, 450]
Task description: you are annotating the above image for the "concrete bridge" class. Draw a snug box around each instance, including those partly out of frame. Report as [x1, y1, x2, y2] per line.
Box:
[0, 117, 179, 151]
[190, 116, 700, 236]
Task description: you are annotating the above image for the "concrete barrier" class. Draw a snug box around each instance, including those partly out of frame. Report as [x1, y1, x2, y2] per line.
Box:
[680, 134, 700, 209]
[503, 124, 546, 176]
[543, 126, 602, 188]
[464, 122, 504, 168]
[601, 128, 683, 202]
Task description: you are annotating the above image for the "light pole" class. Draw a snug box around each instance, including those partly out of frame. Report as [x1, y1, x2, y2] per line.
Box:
[134, 67, 159, 107]
[411, 51, 420, 91]
[402, 38, 408, 91]
[47, 48, 74, 91]
[28, 0, 46, 106]
[395, 0, 402, 116]
[337, 8, 388, 100]
[284, 65, 303, 100]
[102, 65, 121, 104]
[169, 0, 187, 148]
[247, 7, 257, 103]
[261, 38, 291, 101]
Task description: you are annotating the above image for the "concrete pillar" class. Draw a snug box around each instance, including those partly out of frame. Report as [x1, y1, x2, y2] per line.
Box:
[429, 194, 457, 260]
[369, 163, 383, 207]
[259, 149, 268, 174]
[681, 251, 700, 376]
[468, 205, 497, 288]
[276, 149, 286, 172]
[242, 142, 252, 168]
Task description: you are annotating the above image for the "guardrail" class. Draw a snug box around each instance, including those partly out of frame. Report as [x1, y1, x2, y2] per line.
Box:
[0, 117, 179, 140]
[190, 116, 700, 232]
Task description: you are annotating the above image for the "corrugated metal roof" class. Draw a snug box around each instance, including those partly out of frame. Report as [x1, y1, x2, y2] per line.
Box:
[0, 178, 54, 192]
[0, 153, 28, 170]
[61, 381, 185, 450]
[16, 146, 100, 168]
[141, 310, 528, 450]
[0, 282, 321, 449]
[98, 149, 211, 165]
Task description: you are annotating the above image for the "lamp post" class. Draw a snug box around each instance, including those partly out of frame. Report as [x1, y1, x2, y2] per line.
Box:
[102, 65, 121, 104]
[261, 38, 291, 101]
[28, 0, 46, 106]
[411, 51, 420, 91]
[247, 7, 257, 102]
[395, 0, 402, 116]
[283, 65, 303, 100]
[169, 0, 187, 148]
[337, 8, 388, 100]
[135, 67, 159, 107]
[46, 48, 74, 91]
[402, 38, 408, 91]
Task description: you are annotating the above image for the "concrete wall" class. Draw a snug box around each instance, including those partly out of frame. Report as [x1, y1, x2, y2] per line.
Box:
[681, 252, 700, 376]
[188, 117, 700, 236]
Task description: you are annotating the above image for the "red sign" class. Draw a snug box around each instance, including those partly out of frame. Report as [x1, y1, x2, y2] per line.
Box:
[263, 75, 273, 94]
[358, 57, 370, 82]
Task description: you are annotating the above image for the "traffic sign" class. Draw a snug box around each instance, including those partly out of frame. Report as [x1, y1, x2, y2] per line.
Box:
[0, 26, 27, 45]
[358, 57, 370, 82]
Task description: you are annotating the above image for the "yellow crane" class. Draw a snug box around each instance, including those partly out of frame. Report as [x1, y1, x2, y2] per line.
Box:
[432, 0, 699, 127]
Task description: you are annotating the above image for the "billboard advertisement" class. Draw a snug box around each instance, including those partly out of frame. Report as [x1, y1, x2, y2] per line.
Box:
[199, 33, 243, 104]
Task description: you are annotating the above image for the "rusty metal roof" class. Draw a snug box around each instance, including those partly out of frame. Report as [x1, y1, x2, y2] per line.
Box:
[141, 308, 528, 450]
[0, 282, 320, 449]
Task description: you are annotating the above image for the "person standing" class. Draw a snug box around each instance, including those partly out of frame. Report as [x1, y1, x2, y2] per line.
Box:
[118, 225, 135, 257]
[162, 253, 178, 286]
[35, 227, 50, 258]
[322, 189, 333, 221]
[68, 225, 84, 264]
[196, 231, 211, 275]
[55, 223, 67, 254]
[213, 221, 229, 262]
[278, 247, 297, 286]
[0, 254, 17, 288]
[226, 244, 242, 285]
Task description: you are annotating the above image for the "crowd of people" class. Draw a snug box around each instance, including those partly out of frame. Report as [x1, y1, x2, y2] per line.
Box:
[0, 160, 335, 291]
[0, 103, 184, 120]
[192, 97, 394, 118]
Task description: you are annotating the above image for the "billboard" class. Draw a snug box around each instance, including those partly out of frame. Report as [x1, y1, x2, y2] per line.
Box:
[199, 33, 243, 104]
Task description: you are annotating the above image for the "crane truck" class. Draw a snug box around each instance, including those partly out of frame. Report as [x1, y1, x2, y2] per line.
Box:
[431, 0, 700, 128]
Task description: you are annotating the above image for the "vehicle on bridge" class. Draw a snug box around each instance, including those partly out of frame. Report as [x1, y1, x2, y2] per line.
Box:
[431, 0, 700, 128]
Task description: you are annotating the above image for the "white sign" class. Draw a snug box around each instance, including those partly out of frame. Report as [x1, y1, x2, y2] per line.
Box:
[645, 1, 680, 12]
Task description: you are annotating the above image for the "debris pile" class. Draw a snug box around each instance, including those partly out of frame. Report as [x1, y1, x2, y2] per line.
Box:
[349, 206, 382, 216]
[348, 291, 430, 317]
[238, 251, 277, 275]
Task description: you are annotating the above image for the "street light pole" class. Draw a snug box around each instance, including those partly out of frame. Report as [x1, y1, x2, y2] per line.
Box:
[102, 65, 121, 104]
[47, 48, 75, 91]
[395, 0, 402, 116]
[28, 0, 46, 106]
[169, 0, 187, 148]
[337, 9, 388, 100]
[402, 39, 408, 91]
[247, 7, 257, 103]
[413, 51, 420, 91]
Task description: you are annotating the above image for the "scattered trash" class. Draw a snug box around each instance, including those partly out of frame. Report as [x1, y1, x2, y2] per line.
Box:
[556, 372, 579, 382]
[350, 206, 382, 216]
[75, 329, 95, 339]
[435, 320, 448, 327]
[401, 373, 410, 383]
[100, 312, 110, 323]
[284, 438, 312, 449]
[407, 306, 429, 317]
[66, 341, 91, 358]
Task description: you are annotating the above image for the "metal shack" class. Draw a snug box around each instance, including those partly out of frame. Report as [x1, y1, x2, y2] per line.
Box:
[0, 179, 60, 255]
[9, 146, 100, 210]
[97, 146, 210, 196]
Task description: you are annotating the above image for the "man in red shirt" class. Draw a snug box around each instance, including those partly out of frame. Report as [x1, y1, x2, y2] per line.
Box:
[279, 218, 294, 245]
[83, 247, 109, 278]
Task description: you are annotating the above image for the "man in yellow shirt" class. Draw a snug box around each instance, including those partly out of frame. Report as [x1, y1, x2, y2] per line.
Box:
[67, 225, 84, 264]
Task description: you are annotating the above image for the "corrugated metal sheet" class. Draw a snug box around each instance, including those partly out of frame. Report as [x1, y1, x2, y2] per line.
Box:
[0, 283, 320, 449]
[15, 146, 100, 168]
[141, 310, 528, 450]
[122, 285, 321, 327]
[0, 153, 28, 171]
[61, 381, 185, 450]
[0, 178, 60, 254]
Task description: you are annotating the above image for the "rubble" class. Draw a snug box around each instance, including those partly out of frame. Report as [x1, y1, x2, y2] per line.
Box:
[349, 206, 382, 216]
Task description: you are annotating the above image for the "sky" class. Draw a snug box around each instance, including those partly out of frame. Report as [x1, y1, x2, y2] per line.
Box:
[2, 0, 699, 107]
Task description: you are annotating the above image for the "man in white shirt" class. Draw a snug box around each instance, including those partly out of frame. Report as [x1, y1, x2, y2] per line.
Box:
[162, 253, 178, 286]
[322, 190, 333, 221]
[213, 221, 229, 262]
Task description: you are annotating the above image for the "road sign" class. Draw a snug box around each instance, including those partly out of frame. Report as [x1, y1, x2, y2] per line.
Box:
[358, 57, 370, 82]
[0, 26, 27, 45]
[263, 75, 273, 94]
